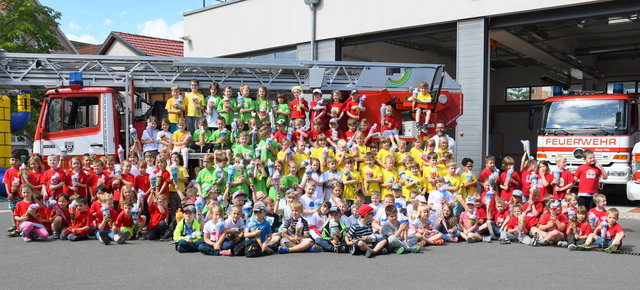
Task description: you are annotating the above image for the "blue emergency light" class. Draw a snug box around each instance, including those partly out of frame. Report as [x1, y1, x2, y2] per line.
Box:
[613, 83, 624, 94]
[552, 86, 563, 96]
[69, 72, 83, 85]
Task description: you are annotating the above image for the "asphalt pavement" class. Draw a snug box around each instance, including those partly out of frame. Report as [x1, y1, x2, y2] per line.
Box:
[1, 201, 639, 289]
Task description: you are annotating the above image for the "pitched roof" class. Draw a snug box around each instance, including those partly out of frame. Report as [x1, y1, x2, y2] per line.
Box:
[98, 31, 184, 57]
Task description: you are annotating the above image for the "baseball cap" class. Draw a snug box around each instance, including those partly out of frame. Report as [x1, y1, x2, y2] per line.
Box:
[329, 118, 338, 124]
[512, 190, 523, 197]
[277, 119, 287, 126]
[465, 196, 477, 204]
[358, 204, 374, 217]
[232, 191, 247, 199]
[312, 88, 322, 94]
[329, 206, 340, 213]
[350, 89, 359, 95]
[414, 195, 427, 203]
[253, 201, 267, 212]
[391, 183, 402, 190]
[182, 202, 195, 211]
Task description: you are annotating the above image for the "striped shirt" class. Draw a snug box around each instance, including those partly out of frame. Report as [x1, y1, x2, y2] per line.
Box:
[347, 220, 373, 239]
[283, 217, 310, 236]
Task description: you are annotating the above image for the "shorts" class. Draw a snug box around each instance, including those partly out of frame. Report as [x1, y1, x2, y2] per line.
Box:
[8, 198, 22, 211]
[120, 226, 134, 235]
[280, 237, 313, 246]
[594, 236, 613, 248]
[381, 130, 398, 137]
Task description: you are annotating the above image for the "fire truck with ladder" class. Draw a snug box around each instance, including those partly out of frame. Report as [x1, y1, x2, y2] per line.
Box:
[0, 51, 463, 194]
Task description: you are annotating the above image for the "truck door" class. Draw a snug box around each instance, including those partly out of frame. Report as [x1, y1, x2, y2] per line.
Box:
[37, 94, 104, 159]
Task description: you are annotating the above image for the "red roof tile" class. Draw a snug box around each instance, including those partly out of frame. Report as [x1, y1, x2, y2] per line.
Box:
[76, 45, 100, 55]
[113, 31, 183, 57]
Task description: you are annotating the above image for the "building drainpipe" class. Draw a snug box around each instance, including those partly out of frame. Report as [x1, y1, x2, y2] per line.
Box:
[306, 0, 321, 60]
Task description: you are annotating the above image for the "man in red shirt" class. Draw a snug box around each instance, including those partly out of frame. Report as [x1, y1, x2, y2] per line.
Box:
[343, 89, 366, 121]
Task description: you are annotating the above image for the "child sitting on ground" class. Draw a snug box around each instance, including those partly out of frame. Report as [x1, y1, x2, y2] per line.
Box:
[459, 197, 483, 243]
[278, 201, 319, 253]
[566, 206, 591, 250]
[381, 205, 421, 254]
[410, 204, 444, 246]
[315, 206, 348, 253]
[346, 204, 388, 258]
[577, 208, 625, 253]
[174, 203, 203, 253]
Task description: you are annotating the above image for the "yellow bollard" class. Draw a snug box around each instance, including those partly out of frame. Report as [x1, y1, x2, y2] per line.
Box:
[0, 95, 10, 167]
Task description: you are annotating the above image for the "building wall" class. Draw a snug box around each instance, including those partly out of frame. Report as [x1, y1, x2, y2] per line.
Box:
[104, 40, 139, 56]
[184, 0, 600, 57]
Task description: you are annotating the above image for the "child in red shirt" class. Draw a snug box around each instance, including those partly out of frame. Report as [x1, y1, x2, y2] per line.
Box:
[499, 204, 526, 244]
[41, 155, 67, 200]
[113, 160, 135, 210]
[289, 86, 309, 124]
[343, 89, 366, 121]
[144, 193, 169, 240]
[551, 156, 574, 201]
[478, 155, 500, 195]
[488, 198, 510, 239]
[10, 184, 35, 238]
[566, 205, 591, 250]
[50, 193, 71, 239]
[574, 150, 608, 210]
[88, 160, 111, 200]
[522, 188, 543, 234]
[62, 196, 93, 241]
[344, 118, 358, 144]
[95, 194, 120, 245]
[153, 156, 171, 199]
[530, 199, 567, 246]
[586, 193, 608, 228]
[519, 153, 536, 202]
[328, 90, 344, 123]
[291, 119, 309, 144]
[578, 208, 625, 253]
[309, 89, 327, 129]
[498, 156, 520, 201]
[65, 157, 89, 198]
[4, 154, 24, 231]
[114, 201, 142, 242]
[326, 118, 344, 148]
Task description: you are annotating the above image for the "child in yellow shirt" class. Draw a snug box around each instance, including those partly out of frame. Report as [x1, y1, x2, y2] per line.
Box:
[380, 156, 398, 199]
[309, 134, 335, 172]
[401, 163, 424, 199]
[341, 157, 361, 202]
[459, 158, 478, 200]
[375, 139, 392, 167]
[412, 81, 432, 133]
[359, 152, 382, 197]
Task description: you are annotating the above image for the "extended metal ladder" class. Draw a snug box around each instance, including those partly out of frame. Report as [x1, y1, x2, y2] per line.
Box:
[0, 52, 460, 92]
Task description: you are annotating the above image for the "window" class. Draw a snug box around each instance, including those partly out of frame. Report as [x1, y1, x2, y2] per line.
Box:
[506, 86, 556, 102]
[46, 98, 62, 133]
[606, 81, 637, 94]
[46, 96, 100, 132]
[63, 97, 99, 130]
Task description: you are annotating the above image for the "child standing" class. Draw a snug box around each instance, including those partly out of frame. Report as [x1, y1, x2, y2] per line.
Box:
[574, 150, 608, 210]
[165, 85, 186, 132]
[551, 156, 575, 202]
[185, 80, 205, 134]
[289, 86, 309, 126]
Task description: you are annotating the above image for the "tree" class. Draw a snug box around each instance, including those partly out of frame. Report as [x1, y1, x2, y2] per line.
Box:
[0, 0, 62, 143]
[0, 0, 63, 53]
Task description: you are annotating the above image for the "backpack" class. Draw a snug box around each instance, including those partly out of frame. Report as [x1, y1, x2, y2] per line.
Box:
[244, 240, 263, 258]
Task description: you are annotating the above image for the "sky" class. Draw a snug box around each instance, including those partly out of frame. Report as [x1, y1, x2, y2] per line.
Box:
[39, 0, 215, 44]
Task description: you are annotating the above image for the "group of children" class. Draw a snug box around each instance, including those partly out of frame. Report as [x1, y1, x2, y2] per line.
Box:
[4, 83, 626, 256]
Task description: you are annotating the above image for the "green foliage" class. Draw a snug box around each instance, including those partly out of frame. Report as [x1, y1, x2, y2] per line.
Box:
[0, 0, 63, 53]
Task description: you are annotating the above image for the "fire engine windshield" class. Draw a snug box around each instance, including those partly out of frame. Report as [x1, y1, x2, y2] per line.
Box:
[541, 99, 628, 134]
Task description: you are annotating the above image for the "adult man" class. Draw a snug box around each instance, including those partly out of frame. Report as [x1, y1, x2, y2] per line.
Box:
[430, 121, 456, 157]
